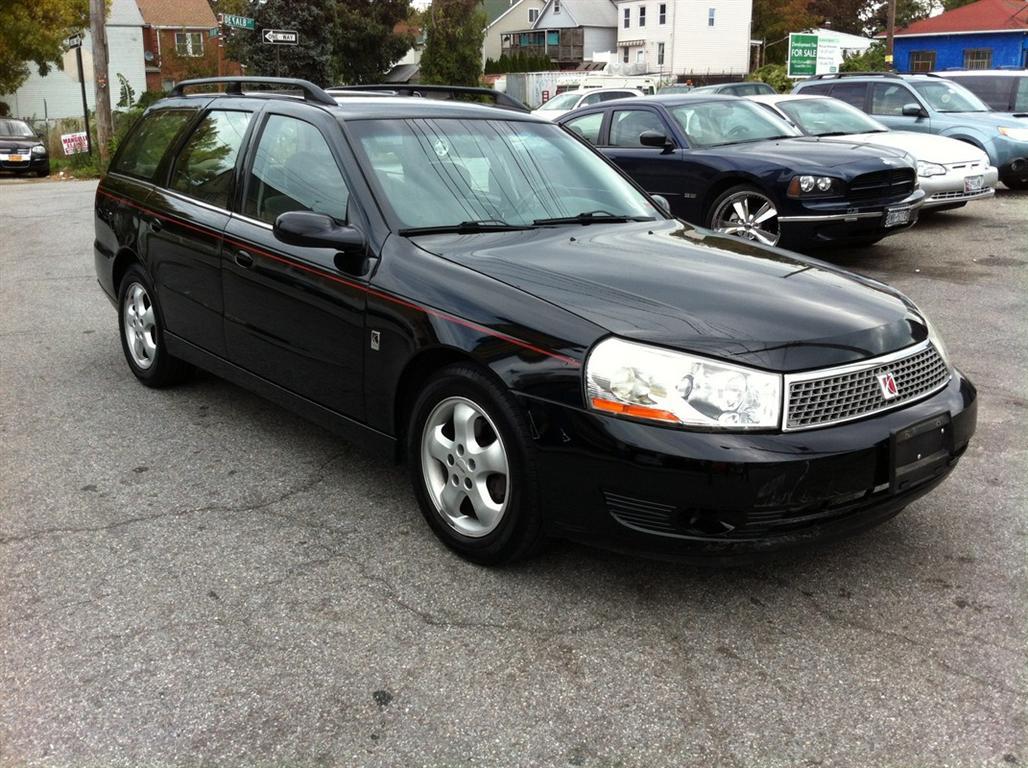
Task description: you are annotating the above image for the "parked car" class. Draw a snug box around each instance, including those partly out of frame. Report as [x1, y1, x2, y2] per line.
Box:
[793, 72, 1028, 190]
[658, 84, 694, 95]
[558, 94, 924, 249]
[0, 118, 49, 177]
[688, 81, 777, 97]
[935, 70, 1028, 114]
[532, 88, 643, 120]
[749, 93, 998, 212]
[95, 76, 976, 565]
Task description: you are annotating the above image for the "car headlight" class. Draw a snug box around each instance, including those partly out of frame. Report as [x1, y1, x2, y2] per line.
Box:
[998, 126, 1028, 142]
[30, 144, 46, 155]
[916, 160, 946, 177]
[920, 312, 951, 370]
[787, 175, 840, 197]
[586, 337, 782, 430]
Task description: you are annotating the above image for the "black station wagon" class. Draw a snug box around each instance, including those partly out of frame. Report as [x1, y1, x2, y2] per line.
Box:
[94, 77, 977, 564]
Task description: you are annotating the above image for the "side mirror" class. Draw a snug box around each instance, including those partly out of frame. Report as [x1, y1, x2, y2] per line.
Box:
[901, 103, 925, 118]
[640, 129, 674, 149]
[274, 211, 369, 274]
[651, 194, 671, 215]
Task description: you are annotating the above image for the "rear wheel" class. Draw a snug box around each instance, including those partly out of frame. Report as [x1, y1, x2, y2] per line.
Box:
[707, 185, 781, 247]
[1001, 175, 1028, 191]
[117, 264, 191, 387]
[407, 364, 544, 564]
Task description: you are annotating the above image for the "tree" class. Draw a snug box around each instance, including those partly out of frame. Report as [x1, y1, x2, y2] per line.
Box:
[864, 0, 933, 36]
[752, 0, 816, 64]
[941, 0, 977, 9]
[332, 0, 414, 84]
[419, 0, 486, 86]
[228, 0, 337, 83]
[1, 0, 89, 95]
[839, 41, 888, 71]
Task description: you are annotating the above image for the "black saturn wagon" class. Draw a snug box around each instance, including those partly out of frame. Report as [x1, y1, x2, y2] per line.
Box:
[93, 77, 977, 564]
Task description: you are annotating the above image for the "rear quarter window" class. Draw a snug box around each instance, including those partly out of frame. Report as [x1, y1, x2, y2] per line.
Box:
[948, 76, 1014, 111]
[111, 109, 195, 182]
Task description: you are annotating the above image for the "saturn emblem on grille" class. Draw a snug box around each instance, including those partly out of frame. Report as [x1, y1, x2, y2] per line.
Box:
[876, 371, 899, 400]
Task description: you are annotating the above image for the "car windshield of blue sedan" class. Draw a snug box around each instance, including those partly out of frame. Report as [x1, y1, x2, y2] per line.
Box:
[911, 81, 988, 113]
[776, 97, 888, 136]
[348, 118, 659, 230]
[669, 101, 799, 148]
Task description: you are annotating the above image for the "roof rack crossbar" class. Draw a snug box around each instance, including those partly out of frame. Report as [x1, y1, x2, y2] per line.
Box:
[170, 76, 337, 106]
[808, 71, 903, 80]
[328, 84, 531, 112]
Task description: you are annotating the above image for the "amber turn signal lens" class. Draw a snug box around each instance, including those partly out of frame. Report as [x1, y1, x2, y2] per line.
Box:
[591, 397, 680, 424]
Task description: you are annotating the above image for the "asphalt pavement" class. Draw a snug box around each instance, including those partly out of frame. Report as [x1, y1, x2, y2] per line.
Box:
[1, 177, 1026, 767]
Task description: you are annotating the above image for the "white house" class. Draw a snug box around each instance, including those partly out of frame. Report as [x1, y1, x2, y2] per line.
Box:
[0, 0, 146, 120]
[614, 0, 753, 78]
[501, 0, 619, 66]
[483, 0, 548, 66]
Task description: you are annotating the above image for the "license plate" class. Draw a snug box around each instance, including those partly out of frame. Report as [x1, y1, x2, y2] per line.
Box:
[964, 175, 983, 193]
[8, 155, 25, 162]
[884, 208, 911, 227]
[890, 413, 952, 493]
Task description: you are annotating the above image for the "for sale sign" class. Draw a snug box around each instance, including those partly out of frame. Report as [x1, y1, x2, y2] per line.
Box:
[788, 33, 819, 77]
[61, 132, 89, 155]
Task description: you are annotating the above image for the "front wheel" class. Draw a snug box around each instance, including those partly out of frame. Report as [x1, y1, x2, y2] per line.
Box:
[1001, 175, 1028, 191]
[407, 364, 544, 564]
[707, 185, 781, 247]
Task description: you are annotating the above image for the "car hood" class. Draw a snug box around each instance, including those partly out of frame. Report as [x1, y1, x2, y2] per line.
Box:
[698, 137, 914, 170]
[412, 220, 926, 372]
[946, 111, 1028, 128]
[0, 137, 40, 150]
[820, 131, 988, 164]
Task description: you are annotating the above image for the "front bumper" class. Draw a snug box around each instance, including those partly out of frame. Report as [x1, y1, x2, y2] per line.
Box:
[518, 368, 976, 563]
[777, 188, 925, 246]
[920, 164, 998, 208]
[0, 155, 49, 174]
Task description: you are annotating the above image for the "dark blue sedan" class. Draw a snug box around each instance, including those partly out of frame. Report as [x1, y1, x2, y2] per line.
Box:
[558, 95, 926, 249]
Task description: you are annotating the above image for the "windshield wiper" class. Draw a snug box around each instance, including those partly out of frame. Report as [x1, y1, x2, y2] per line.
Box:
[532, 210, 654, 226]
[815, 131, 855, 137]
[398, 219, 531, 236]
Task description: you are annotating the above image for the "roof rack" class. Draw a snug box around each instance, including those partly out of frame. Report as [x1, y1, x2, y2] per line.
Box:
[807, 71, 903, 80]
[169, 76, 338, 107]
[328, 84, 531, 113]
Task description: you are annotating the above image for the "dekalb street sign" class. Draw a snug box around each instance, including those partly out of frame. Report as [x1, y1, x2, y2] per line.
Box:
[220, 13, 255, 30]
[262, 29, 299, 45]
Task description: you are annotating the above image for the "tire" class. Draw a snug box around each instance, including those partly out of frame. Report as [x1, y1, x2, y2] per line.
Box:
[1001, 175, 1028, 191]
[35, 169, 49, 178]
[706, 184, 781, 247]
[117, 264, 191, 388]
[407, 363, 544, 565]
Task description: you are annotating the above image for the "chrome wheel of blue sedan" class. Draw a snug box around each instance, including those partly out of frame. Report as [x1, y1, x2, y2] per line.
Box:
[710, 188, 780, 247]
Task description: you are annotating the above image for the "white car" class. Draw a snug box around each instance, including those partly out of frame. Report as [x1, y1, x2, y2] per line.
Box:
[532, 88, 643, 121]
[749, 93, 999, 212]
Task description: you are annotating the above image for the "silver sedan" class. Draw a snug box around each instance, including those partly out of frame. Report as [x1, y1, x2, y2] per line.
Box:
[749, 93, 999, 212]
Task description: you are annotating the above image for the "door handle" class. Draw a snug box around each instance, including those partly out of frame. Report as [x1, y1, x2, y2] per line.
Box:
[234, 250, 254, 269]
[149, 217, 163, 232]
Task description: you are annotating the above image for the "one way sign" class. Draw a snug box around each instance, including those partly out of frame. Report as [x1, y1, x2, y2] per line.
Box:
[262, 28, 298, 45]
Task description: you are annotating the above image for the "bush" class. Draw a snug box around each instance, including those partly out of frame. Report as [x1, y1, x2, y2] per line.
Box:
[751, 64, 793, 93]
[840, 42, 887, 72]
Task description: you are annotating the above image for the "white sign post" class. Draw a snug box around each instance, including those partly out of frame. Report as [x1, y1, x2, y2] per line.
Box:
[262, 29, 298, 45]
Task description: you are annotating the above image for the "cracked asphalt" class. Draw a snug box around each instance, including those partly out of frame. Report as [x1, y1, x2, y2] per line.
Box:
[1, 178, 1026, 767]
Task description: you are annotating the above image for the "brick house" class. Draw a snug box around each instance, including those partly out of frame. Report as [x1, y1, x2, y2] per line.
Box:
[136, 0, 241, 92]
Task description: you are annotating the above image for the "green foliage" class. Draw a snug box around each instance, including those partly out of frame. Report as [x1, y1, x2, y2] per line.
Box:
[227, 0, 338, 83]
[332, 0, 414, 84]
[420, 0, 487, 86]
[115, 73, 135, 109]
[751, 64, 793, 93]
[941, 0, 977, 10]
[484, 52, 553, 74]
[1, 0, 90, 94]
[840, 41, 888, 72]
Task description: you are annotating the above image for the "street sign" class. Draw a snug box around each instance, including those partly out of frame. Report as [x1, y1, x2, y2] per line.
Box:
[63, 33, 83, 50]
[262, 28, 298, 45]
[220, 13, 255, 30]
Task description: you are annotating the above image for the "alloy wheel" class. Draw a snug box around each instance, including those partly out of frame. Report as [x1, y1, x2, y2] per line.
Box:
[123, 282, 158, 370]
[711, 191, 781, 247]
[420, 396, 510, 538]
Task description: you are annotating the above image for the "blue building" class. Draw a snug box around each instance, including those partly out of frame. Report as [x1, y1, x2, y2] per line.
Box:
[886, 0, 1028, 72]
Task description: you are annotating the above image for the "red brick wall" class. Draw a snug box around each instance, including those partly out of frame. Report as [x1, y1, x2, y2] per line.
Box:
[143, 26, 242, 92]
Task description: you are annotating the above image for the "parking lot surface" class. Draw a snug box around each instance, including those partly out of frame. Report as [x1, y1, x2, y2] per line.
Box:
[1, 178, 1026, 767]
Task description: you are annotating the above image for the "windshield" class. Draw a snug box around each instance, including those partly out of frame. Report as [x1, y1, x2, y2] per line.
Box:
[0, 119, 35, 138]
[911, 81, 989, 113]
[669, 100, 800, 148]
[348, 117, 659, 230]
[777, 97, 887, 136]
[536, 92, 582, 111]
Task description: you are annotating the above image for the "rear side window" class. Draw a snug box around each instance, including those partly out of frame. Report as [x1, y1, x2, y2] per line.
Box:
[111, 109, 194, 181]
[798, 83, 831, 96]
[1015, 78, 1028, 112]
[243, 115, 350, 225]
[170, 110, 252, 208]
[563, 112, 604, 145]
[948, 76, 1013, 111]
[829, 82, 868, 109]
[609, 109, 668, 147]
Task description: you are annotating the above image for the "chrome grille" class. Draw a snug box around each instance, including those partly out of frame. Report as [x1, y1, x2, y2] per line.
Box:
[785, 342, 949, 430]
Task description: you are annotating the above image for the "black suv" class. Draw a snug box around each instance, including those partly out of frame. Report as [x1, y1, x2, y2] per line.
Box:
[94, 77, 976, 564]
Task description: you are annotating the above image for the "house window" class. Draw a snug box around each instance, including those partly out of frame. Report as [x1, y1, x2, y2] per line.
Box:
[909, 51, 935, 73]
[659, 3, 666, 24]
[528, 7, 539, 23]
[623, 47, 630, 63]
[708, 7, 716, 27]
[623, 7, 630, 28]
[639, 6, 646, 26]
[174, 31, 203, 57]
[963, 48, 992, 69]
[553, 0, 560, 13]
[657, 42, 665, 66]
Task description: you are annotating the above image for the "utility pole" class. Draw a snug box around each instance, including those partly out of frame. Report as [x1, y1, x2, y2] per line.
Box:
[885, 0, 897, 71]
[89, 0, 113, 163]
